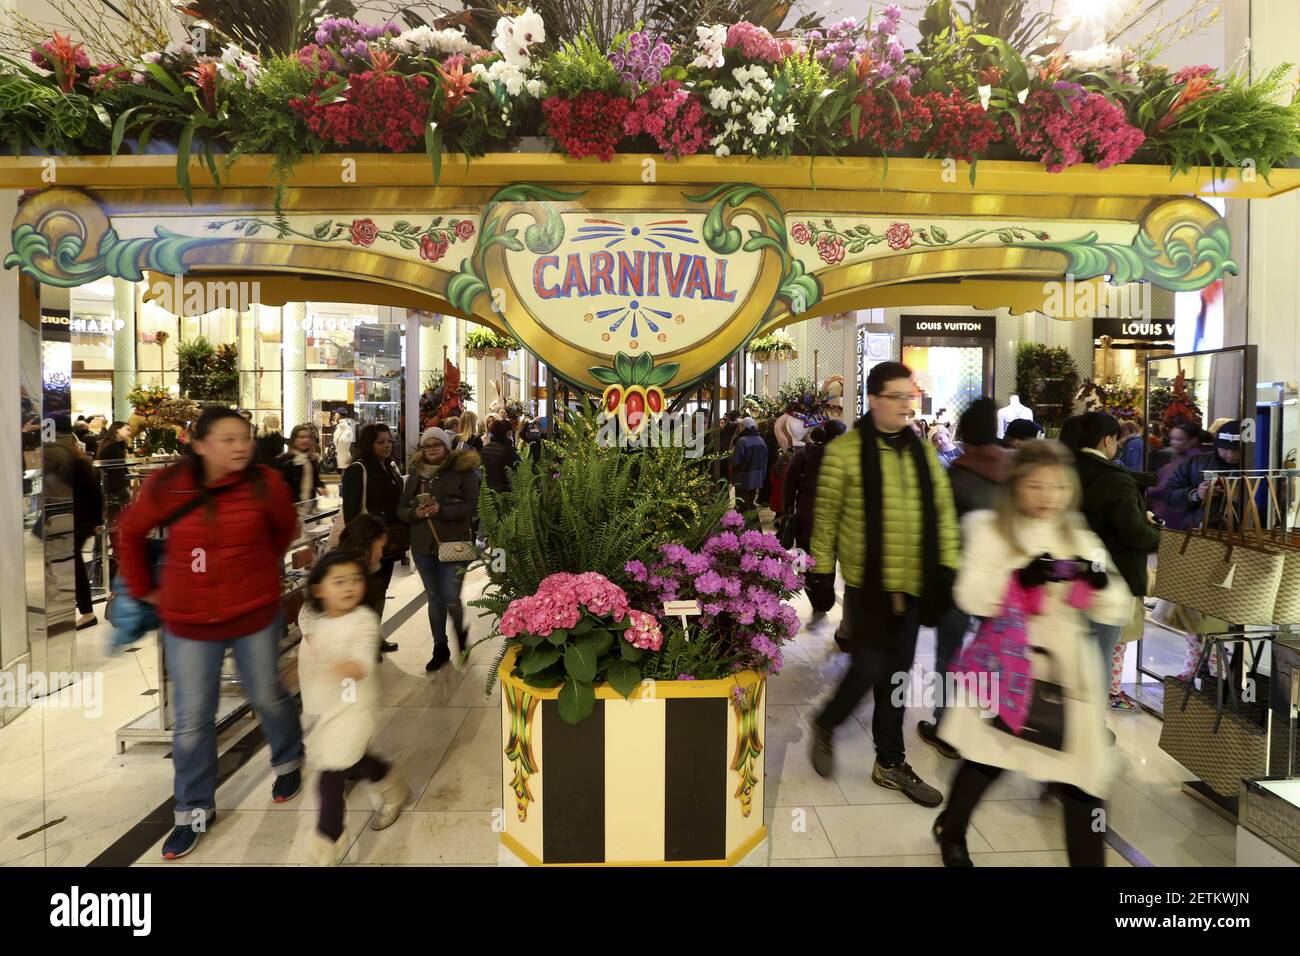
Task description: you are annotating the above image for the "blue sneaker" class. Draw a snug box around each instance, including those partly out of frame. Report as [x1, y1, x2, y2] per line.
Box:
[272, 769, 302, 803]
[162, 813, 215, 860]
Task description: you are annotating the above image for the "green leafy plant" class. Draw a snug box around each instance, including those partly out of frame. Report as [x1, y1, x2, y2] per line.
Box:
[170, 0, 359, 57]
[0, 55, 110, 155]
[747, 328, 797, 359]
[1015, 342, 1079, 429]
[536, 31, 623, 98]
[177, 335, 240, 402]
[464, 327, 519, 353]
[773, 52, 852, 158]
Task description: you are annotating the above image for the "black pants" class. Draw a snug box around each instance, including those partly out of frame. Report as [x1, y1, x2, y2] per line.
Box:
[943, 759, 1106, 867]
[373, 556, 398, 621]
[816, 589, 921, 766]
[317, 753, 390, 841]
[735, 486, 758, 510]
[74, 530, 94, 615]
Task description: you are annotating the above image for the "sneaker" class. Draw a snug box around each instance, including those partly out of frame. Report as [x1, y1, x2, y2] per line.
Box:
[932, 816, 973, 867]
[1108, 693, 1139, 713]
[810, 723, 834, 778]
[917, 720, 960, 760]
[272, 769, 302, 803]
[161, 813, 215, 860]
[872, 760, 943, 808]
[426, 644, 451, 673]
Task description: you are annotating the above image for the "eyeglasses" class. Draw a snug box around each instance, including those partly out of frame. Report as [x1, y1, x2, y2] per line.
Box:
[874, 392, 914, 403]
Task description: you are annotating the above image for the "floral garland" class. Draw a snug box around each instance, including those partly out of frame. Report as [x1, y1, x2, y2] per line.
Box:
[790, 218, 1052, 263]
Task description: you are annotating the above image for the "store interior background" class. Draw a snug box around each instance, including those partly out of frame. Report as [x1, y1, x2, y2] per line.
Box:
[0, 0, 1297, 865]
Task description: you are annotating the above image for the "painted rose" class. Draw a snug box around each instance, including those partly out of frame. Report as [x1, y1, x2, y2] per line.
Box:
[885, 221, 913, 250]
[790, 221, 812, 245]
[454, 219, 475, 241]
[420, 232, 450, 262]
[349, 218, 380, 247]
[816, 235, 846, 264]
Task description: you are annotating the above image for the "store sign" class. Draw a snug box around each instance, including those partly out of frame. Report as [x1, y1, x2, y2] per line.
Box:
[901, 316, 995, 338]
[1093, 318, 1175, 340]
[466, 185, 800, 392]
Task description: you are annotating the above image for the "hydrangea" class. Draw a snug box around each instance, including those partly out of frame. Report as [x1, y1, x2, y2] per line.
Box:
[624, 609, 664, 651]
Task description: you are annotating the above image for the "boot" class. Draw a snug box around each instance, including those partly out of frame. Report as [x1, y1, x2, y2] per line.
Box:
[368, 767, 411, 831]
[306, 828, 350, 866]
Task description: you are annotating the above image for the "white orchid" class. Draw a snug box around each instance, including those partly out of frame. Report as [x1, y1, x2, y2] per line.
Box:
[978, 84, 991, 110]
[525, 78, 547, 98]
[693, 24, 727, 69]
[494, 7, 545, 66]
[217, 44, 260, 89]
[394, 26, 478, 57]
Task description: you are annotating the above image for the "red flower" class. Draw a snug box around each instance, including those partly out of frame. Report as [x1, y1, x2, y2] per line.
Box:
[38, 32, 91, 92]
[185, 61, 219, 114]
[885, 222, 912, 250]
[454, 220, 475, 241]
[350, 218, 379, 246]
[542, 91, 630, 162]
[420, 232, 449, 262]
[817, 236, 846, 264]
[919, 91, 1002, 162]
[790, 221, 812, 245]
[979, 66, 1002, 86]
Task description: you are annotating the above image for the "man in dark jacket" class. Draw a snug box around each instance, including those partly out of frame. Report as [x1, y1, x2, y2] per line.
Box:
[729, 417, 768, 511]
[718, 409, 742, 456]
[480, 417, 521, 493]
[1073, 411, 1161, 712]
[918, 398, 1011, 758]
[1165, 420, 1244, 529]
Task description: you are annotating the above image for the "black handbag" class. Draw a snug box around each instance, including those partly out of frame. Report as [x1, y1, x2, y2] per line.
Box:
[777, 510, 797, 549]
[991, 646, 1066, 751]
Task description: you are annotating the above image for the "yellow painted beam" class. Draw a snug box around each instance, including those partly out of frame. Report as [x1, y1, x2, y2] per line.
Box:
[1, 153, 1295, 199]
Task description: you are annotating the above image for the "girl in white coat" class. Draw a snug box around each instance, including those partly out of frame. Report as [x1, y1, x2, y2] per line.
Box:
[933, 439, 1132, 867]
[298, 552, 410, 866]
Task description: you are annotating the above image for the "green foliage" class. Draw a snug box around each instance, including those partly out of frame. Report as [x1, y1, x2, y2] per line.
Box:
[464, 328, 519, 351]
[224, 54, 325, 208]
[0, 57, 110, 156]
[640, 619, 733, 680]
[537, 31, 623, 98]
[773, 53, 851, 157]
[1015, 343, 1079, 429]
[1139, 64, 1300, 181]
[177, 336, 240, 402]
[171, 0, 358, 57]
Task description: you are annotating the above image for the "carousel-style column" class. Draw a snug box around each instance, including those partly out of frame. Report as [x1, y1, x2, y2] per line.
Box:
[282, 302, 307, 432]
[239, 304, 259, 411]
[112, 279, 137, 422]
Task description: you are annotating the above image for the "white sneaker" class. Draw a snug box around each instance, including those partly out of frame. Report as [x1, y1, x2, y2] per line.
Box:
[306, 828, 350, 866]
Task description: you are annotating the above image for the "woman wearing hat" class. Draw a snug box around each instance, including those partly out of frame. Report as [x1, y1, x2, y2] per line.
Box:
[397, 427, 482, 672]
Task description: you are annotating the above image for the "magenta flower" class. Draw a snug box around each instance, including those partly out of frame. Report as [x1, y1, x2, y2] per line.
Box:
[696, 570, 724, 594]
[720, 510, 746, 531]
[683, 553, 712, 575]
[677, 674, 696, 681]
[625, 559, 648, 581]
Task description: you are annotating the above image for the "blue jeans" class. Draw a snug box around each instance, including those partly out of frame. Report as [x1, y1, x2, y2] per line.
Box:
[1091, 619, 1123, 697]
[412, 551, 466, 648]
[164, 619, 304, 826]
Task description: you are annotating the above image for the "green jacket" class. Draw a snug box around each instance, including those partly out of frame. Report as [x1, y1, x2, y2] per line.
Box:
[810, 428, 961, 591]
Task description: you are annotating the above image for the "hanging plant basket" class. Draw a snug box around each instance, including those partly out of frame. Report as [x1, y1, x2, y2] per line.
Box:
[749, 349, 798, 363]
[468, 347, 514, 361]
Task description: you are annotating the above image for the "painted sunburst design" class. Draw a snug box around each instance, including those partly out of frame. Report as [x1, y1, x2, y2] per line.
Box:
[574, 218, 700, 250]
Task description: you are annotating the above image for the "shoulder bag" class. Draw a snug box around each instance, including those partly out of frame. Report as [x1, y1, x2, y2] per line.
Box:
[427, 492, 477, 563]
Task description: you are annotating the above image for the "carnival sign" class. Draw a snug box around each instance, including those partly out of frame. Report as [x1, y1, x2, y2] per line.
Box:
[446, 183, 820, 394]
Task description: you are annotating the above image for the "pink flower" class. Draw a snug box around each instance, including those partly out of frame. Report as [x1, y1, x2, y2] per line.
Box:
[623, 609, 664, 651]
[349, 218, 379, 246]
[885, 222, 912, 250]
[816, 235, 846, 264]
[790, 221, 812, 245]
[720, 510, 746, 530]
[454, 219, 475, 241]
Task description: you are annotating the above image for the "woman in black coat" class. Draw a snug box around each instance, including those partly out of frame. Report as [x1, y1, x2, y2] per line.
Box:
[480, 417, 521, 493]
[276, 424, 326, 503]
[781, 421, 846, 552]
[340, 423, 406, 651]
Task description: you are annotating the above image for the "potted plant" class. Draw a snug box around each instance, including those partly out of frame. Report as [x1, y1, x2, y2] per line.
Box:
[1015, 343, 1080, 430]
[473, 411, 798, 865]
[747, 329, 798, 363]
[465, 328, 520, 360]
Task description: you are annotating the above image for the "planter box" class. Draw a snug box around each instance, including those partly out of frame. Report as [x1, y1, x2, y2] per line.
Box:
[468, 347, 513, 360]
[498, 646, 767, 866]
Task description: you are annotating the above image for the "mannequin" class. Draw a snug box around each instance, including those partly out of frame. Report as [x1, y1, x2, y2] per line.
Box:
[997, 394, 1034, 439]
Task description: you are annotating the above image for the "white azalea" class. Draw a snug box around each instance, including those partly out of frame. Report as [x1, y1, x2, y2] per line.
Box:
[715, 143, 732, 157]
[776, 113, 796, 135]
[978, 84, 991, 110]
[749, 106, 776, 135]
[394, 26, 478, 57]
[525, 78, 547, 98]
[709, 86, 733, 110]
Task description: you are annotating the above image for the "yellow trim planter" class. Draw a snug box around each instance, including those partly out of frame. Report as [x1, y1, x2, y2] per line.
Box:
[497, 646, 767, 866]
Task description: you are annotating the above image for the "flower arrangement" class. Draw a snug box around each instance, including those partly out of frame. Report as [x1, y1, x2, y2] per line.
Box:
[747, 329, 797, 362]
[1015, 343, 1080, 429]
[6, 6, 1293, 196]
[625, 509, 810, 679]
[464, 327, 519, 359]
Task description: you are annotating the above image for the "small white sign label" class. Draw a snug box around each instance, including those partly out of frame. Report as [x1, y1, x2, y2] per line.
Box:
[663, 600, 702, 616]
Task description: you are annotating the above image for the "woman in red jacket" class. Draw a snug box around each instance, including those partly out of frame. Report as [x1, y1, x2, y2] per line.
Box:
[118, 406, 304, 860]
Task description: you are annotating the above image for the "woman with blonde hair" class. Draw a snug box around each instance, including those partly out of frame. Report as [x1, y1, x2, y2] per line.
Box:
[455, 409, 484, 452]
[933, 439, 1133, 867]
[257, 413, 286, 464]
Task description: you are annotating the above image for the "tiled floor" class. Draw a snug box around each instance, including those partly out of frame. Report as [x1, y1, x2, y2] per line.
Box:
[0, 560, 1243, 867]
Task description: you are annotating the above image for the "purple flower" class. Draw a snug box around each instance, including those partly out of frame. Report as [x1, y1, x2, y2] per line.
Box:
[732, 685, 746, 704]
[708, 531, 741, 553]
[647, 575, 667, 593]
[678, 674, 697, 681]
[683, 553, 712, 575]
[696, 570, 725, 595]
[736, 606, 757, 625]
[660, 542, 691, 563]
[624, 559, 648, 582]
[1053, 80, 1087, 98]
[740, 553, 761, 572]
[758, 556, 786, 579]
[722, 577, 743, 598]
[750, 632, 780, 660]
[702, 601, 725, 616]
[720, 510, 746, 531]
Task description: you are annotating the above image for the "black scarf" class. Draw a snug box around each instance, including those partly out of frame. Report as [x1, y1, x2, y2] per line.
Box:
[856, 414, 948, 627]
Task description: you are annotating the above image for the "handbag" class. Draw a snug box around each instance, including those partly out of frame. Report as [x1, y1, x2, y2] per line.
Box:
[327, 462, 366, 550]
[991, 647, 1066, 752]
[428, 510, 477, 563]
[1159, 674, 1267, 797]
[777, 510, 797, 549]
[1151, 476, 1285, 625]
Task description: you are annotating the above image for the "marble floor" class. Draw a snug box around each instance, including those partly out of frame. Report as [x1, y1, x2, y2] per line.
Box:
[0, 561, 1240, 867]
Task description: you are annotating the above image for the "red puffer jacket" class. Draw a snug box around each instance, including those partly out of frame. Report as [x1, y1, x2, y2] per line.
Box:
[117, 463, 300, 640]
